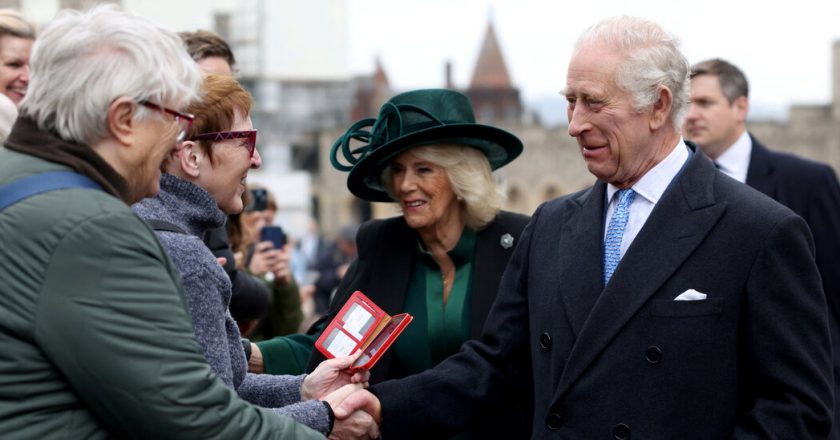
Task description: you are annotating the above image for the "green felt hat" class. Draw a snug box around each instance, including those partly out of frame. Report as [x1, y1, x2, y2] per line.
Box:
[330, 88, 523, 202]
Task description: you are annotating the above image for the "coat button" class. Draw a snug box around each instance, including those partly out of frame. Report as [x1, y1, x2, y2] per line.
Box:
[645, 346, 662, 365]
[539, 332, 552, 350]
[613, 423, 631, 439]
[546, 411, 563, 430]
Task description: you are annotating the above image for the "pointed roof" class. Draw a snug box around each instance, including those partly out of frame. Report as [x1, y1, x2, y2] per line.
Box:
[373, 57, 390, 88]
[469, 20, 513, 89]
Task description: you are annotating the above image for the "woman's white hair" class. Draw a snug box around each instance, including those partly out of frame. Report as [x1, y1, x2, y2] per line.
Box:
[20, 5, 202, 146]
[575, 16, 690, 131]
[383, 144, 504, 230]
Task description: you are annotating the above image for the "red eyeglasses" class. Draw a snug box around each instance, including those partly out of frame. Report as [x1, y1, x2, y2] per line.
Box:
[191, 130, 258, 158]
[138, 100, 194, 143]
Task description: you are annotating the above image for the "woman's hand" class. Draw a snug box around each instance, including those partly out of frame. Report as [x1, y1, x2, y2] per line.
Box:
[248, 242, 293, 285]
[301, 351, 370, 400]
[248, 241, 279, 276]
[269, 244, 293, 285]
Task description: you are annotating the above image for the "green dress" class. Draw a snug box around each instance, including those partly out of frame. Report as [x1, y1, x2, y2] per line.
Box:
[391, 228, 476, 375]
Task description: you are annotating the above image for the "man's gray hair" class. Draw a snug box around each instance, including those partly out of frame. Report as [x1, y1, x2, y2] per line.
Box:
[575, 16, 690, 131]
[20, 5, 202, 146]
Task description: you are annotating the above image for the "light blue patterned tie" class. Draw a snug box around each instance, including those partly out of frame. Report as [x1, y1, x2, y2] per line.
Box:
[603, 188, 636, 285]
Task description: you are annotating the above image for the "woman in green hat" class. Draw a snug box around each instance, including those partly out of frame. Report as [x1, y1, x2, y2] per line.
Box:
[253, 88, 533, 438]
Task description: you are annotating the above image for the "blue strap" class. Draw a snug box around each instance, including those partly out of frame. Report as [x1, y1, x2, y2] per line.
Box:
[0, 171, 103, 212]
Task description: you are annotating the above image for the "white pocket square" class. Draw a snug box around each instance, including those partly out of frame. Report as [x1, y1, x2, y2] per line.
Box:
[674, 289, 707, 301]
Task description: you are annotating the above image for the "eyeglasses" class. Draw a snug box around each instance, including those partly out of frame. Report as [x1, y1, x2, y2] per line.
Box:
[191, 130, 258, 158]
[138, 100, 195, 143]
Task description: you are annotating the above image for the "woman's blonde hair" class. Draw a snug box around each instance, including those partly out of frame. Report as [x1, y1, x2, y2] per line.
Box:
[383, 144, 504, 230]
[0, 9, 36, 40]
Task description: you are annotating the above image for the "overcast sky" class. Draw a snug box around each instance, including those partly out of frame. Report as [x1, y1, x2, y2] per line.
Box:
[347, 0, 840, 121]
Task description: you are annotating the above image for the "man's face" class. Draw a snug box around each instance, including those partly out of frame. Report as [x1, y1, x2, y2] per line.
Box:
[683, 74, 747, 159]
[128, 106, 183, 202]
[564, 44, 660, 188]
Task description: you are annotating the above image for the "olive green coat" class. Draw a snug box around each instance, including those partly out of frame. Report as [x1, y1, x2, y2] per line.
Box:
[0, 149, 322, 439]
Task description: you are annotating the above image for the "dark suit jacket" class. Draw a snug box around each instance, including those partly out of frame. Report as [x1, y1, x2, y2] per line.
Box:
[745, 135, 840, 438]
[373, 145, 833, 439]
[308, 211, 532, 438]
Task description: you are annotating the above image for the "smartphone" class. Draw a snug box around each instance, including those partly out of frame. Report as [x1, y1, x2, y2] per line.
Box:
[260, 225, 287, 250]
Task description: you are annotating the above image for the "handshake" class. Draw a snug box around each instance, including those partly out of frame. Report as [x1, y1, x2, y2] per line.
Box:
[300, 351, 383, 439]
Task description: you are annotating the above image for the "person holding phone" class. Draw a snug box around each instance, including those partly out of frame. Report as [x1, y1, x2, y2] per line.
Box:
[133, 74, 378, 439]
[240, 185, 304, 337]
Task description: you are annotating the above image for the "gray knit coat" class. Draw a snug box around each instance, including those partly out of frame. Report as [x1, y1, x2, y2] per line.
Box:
[133, 173, 330, 435]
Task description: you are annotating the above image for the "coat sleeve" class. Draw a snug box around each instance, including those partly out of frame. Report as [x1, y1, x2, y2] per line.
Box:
[34, 212, 323, 439]
[264, 277, 304, 337]
[733, 212, 834, 438]
[238, 373, 331, 435]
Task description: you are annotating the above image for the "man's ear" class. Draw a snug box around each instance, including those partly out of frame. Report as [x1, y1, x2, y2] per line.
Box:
[733, 95, 749, 123]
[649, 85, 673, 131]
[107, 97, 137, 146]
[177, 140, 202, 178]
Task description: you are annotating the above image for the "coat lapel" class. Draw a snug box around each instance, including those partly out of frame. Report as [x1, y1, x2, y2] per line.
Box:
[367, 219, 416, 383]
[554, 148, 727, 400]
[370, 218, 415, 315]
[471, 215, 515, 338]
[555, 183, 609, 336]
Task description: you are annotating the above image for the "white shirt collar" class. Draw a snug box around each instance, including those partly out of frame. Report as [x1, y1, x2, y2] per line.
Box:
[714, 130, 751, 183]
[606, 137, 689, 205]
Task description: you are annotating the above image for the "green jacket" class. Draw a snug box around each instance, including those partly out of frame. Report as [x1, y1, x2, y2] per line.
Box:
[0, 149, 322, 439]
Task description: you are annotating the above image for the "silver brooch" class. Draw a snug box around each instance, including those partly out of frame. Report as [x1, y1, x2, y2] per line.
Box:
[500, 233, 514, 249]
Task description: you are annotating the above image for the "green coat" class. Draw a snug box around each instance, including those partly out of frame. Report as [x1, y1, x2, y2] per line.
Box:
[0, 149, 322, 439]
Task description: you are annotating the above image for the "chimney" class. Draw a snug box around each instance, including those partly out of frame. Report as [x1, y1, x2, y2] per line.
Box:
[445, 61, 453, 89]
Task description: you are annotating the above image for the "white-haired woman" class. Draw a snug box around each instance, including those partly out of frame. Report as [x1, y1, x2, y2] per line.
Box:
[254, 88, 533, 439]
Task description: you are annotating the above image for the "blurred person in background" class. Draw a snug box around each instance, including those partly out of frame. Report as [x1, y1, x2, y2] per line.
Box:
[253, 88, 533, 439]
[133, 74, 376, 439]
[242, 185, 305, 338]
[0, 6, 323, 438]
[179, 29, 235, 76]
[0, 9, 35, 106]
[225, 190, 270, 336]
[311, 223, 359, 316]
[296, 217, 331, 285]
